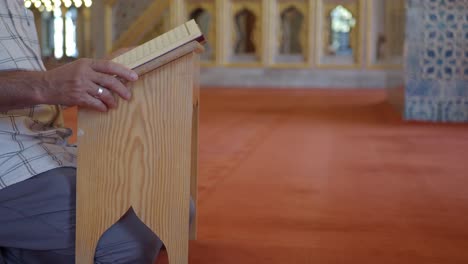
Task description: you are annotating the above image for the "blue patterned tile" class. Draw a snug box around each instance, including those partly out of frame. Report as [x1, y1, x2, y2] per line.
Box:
[441, 80, 468, 97]
[407, 0, 424, 9]
[405, 97, 468, 122]
[421, 43, 458, 80]
[442, 98, 468, 121]
[405, 0, 468, 122]
[405, 97, 440, 121]
[406, 79, 443, 96]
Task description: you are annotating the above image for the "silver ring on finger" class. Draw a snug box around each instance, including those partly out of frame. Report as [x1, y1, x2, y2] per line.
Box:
[95, 86, 105, 98]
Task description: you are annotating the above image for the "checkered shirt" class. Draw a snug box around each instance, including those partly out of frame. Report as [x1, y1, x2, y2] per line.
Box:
[0, 0, 76, 190]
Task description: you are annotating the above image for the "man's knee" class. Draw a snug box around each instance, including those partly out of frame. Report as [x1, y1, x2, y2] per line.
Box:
[190, 198, 196, 226]
[95, 209, 163, 264]
[0, 168, 77, 251]
[95, 235, 163, 264]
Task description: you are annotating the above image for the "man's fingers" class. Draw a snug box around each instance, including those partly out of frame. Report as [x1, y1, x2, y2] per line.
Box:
[92, 72, 131, 100]
[90, 59, 138, 82]
[81, 94, 108, 112]
[89, 82, 117, 109]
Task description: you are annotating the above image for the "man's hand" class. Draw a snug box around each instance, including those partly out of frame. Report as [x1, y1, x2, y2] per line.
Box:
[41, 58, 138, 112]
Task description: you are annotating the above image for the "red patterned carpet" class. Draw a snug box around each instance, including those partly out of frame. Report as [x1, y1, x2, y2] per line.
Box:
[64, 88, 468, 264]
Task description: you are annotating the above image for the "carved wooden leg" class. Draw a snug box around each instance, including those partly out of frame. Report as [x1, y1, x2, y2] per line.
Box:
[189, 51, 200, 241]
[133, 191, 190, 264]
[190, 102, 199, 240]
[75, 183, 127, 263]
[166, 241, 189, 264]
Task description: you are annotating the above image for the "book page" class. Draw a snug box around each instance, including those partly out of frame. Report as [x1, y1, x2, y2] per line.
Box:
[113, 20, 203, 69]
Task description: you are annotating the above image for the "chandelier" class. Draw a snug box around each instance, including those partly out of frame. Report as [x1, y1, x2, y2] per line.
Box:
[24, 0, 93, 12]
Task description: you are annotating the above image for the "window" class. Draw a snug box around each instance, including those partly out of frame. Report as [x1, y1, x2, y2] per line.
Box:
[65, 8, 78, 57]
[53, 7, 64, 58]
[329, 5, 356, 55]
[42, 7, 79, 59]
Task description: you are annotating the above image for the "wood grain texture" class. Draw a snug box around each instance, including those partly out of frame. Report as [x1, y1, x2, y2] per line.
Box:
[189, 53, 200, 240]
[76, 48, 200, 264]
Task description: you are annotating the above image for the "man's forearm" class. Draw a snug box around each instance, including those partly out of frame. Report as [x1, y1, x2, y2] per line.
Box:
[0, 59, 138, 113]
[0, 70, 47, 111]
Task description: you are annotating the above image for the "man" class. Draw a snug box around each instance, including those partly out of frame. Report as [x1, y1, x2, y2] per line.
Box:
[0, 0, 163, 263]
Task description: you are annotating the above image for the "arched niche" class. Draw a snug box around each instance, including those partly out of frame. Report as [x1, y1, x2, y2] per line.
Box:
[275, 1, 309, 65]
[280, 6, 304, 55]
[229, 1, 262, 64]
[190, 7, 211, 33]
[189, 7, 214, 61]
[234, 8, 257, 55]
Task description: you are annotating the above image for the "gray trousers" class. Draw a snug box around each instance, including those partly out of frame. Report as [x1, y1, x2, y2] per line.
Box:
[0, 168, 163, 264]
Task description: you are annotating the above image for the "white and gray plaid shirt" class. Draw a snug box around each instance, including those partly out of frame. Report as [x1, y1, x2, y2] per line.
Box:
[0, 0, 76, 190]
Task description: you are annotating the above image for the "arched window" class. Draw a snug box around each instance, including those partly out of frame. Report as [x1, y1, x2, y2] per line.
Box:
[53, 7, 64, 59]
[329, 5, 356, 55]
[234, 8, 256, 54]
[65, 7, 78, 58]
[280, 6, 304, 55]
[43, 7, 79, 59]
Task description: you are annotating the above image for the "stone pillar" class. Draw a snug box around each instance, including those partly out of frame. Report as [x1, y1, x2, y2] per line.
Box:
[404, 0, 468, 122]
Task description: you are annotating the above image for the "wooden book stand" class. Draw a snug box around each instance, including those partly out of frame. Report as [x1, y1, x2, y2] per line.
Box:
[75, 41, 202, 264]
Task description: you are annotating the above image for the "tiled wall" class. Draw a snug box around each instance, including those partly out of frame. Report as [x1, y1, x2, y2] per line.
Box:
[405, 0, 468, 122]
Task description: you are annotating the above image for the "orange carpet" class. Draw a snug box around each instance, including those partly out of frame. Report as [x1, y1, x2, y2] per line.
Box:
[64, 89, 468, 264]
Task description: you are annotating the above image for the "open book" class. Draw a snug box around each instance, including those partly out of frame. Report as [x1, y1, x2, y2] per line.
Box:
[112, 19, 205, 70]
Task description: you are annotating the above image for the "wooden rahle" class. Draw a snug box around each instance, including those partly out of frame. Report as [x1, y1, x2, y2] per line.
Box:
[75, 40, 203, 264]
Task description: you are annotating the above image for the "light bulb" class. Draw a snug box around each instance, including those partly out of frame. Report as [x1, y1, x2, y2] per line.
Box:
[74, 0, 82, 8]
